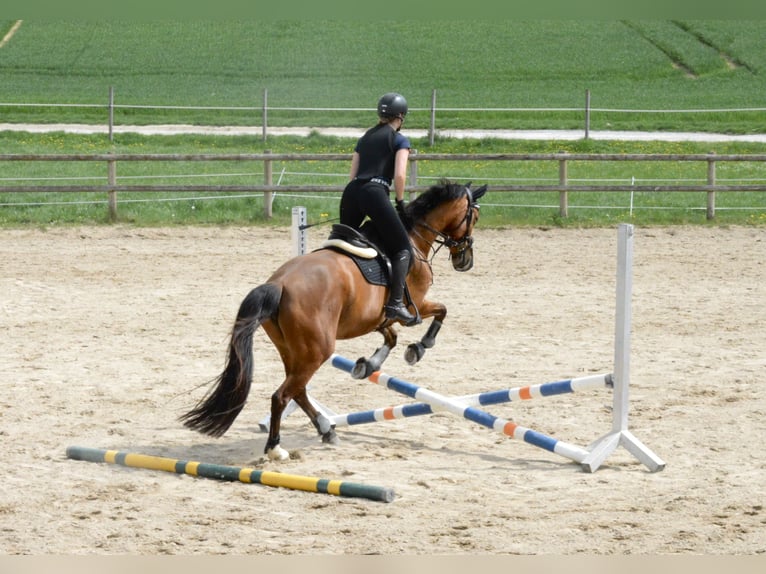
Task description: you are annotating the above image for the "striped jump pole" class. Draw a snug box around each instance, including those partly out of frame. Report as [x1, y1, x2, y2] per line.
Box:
[330, 372, 612, 428]
[66, 446, 395, 503]
[330, 354, 591, 465]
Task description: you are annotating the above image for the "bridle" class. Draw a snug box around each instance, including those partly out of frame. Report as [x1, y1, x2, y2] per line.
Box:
[412, 187, 479, 261]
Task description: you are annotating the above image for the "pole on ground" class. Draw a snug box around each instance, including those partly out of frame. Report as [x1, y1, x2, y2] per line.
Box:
[66, 446, 394, 503]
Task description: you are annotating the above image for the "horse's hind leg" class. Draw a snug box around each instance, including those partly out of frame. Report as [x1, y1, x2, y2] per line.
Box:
[265, 386, 293, 461]
[264, 345, 334, 460]
[292, 390, 338, 445]
[266, 370, 319, 460]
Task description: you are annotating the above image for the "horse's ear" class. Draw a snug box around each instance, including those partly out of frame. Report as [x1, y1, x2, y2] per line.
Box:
[472, 184, 488, 201]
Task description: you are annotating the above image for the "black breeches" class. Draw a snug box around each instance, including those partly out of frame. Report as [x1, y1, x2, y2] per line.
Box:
[340, 180, 411, 256]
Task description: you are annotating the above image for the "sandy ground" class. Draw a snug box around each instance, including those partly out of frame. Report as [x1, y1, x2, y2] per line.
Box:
[1, 223, 765, 555]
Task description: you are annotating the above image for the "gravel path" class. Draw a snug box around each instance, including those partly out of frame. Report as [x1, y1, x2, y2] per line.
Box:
[2, 122, 766, 142]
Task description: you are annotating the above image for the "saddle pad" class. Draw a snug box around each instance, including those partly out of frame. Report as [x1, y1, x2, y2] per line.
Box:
[322, 238, 378, 259]
[323, 246, 388, 286]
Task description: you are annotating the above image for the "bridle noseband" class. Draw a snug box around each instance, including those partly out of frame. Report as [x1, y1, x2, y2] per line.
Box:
[415, 187, 479, 259]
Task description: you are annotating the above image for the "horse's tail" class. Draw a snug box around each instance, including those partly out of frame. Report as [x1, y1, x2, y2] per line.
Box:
[179, 282, 282, 437]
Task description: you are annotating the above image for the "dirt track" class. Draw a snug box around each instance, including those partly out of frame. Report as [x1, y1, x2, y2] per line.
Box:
[1, 224, 764, 554]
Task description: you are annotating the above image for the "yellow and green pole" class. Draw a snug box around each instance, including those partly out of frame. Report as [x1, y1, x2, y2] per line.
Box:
[66, 446, 394, 503]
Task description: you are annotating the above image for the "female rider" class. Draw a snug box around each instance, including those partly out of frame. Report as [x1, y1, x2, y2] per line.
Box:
[339, 92, 418, 326]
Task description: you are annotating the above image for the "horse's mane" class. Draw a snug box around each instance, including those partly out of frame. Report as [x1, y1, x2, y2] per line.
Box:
[404, 180, 465, 230]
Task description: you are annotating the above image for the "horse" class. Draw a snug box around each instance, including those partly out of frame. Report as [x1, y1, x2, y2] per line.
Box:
[180, 180, 488, 461]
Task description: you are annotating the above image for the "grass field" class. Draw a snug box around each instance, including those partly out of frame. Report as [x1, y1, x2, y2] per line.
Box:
[0, 20, 765, 227]
[1, 20, 765, 132]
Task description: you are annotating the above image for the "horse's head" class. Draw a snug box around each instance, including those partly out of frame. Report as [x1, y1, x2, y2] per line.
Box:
[446, 182, 487, 271]
[406, 180, 488, 272]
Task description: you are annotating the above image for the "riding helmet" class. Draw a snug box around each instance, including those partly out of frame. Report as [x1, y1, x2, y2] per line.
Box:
[377, 92, 408, 119]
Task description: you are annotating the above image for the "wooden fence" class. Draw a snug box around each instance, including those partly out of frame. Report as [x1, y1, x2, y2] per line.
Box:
[18, 87, 765, 144]
[2, 152, 766, 221]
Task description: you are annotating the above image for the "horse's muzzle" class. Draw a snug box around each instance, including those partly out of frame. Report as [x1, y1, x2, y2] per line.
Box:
[451, 246, 474, 272]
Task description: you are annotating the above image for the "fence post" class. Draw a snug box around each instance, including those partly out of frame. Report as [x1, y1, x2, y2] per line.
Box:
[408, 148, 418, 201]
[262, 88, 268, 143]
[707, 152, 716, 220]
[263, 149, 273, 219]
[292, 206, 308, 256]
[584, 89, 591, 140]
[429, 89, 436, 146]
[108, 86, 114, 143]
[559, 151, 569, 218]
[107, 157, 117, 222]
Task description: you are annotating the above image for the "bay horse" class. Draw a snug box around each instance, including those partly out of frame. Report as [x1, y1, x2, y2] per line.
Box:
[180, 180, 487, 461]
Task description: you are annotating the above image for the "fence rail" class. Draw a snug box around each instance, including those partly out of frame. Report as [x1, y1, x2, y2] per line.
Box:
[2, 152, 765, 221]
[3, 87, 766, 143]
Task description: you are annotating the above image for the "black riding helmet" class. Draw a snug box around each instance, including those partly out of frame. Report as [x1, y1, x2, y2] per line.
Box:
[377, 92, 408, 120]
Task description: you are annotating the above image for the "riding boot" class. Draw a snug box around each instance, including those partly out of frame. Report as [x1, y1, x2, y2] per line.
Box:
[384, 249, 418, 325]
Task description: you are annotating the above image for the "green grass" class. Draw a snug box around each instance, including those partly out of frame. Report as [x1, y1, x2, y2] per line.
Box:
[1, 21, 766, 132]
[625, 21, 727, 77]
[1, 20, 765, 228]
[1, 131, 765, 228]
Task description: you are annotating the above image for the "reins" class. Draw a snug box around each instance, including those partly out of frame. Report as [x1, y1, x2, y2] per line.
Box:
[409, 190, 478, 265]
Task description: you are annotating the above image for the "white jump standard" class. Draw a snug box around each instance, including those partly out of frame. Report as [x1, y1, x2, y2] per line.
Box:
[580, 224, 665, 473]
[330, 223, 665, 473]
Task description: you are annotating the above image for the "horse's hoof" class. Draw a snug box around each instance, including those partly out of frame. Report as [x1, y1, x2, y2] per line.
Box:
[266, 445, 290, 461]
[322, 429, 340, 445]
[404, 342, 425, 365]
[351, 358, 372, 379]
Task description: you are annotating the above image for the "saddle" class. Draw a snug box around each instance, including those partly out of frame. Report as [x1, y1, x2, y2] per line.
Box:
[320, 224, 391, 286]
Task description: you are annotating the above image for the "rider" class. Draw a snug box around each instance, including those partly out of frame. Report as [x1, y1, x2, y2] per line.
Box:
[340, 92, 418, 326]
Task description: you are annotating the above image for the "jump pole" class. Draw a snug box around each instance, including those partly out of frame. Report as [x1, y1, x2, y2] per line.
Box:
[330, 354, 592, 465]
[66, 446, 395, 503]
[329, 372, 612, 428]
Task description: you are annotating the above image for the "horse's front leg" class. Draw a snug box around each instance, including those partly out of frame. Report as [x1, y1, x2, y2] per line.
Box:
[352, 325, 397, 379]
[404, 300, 446, 365]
